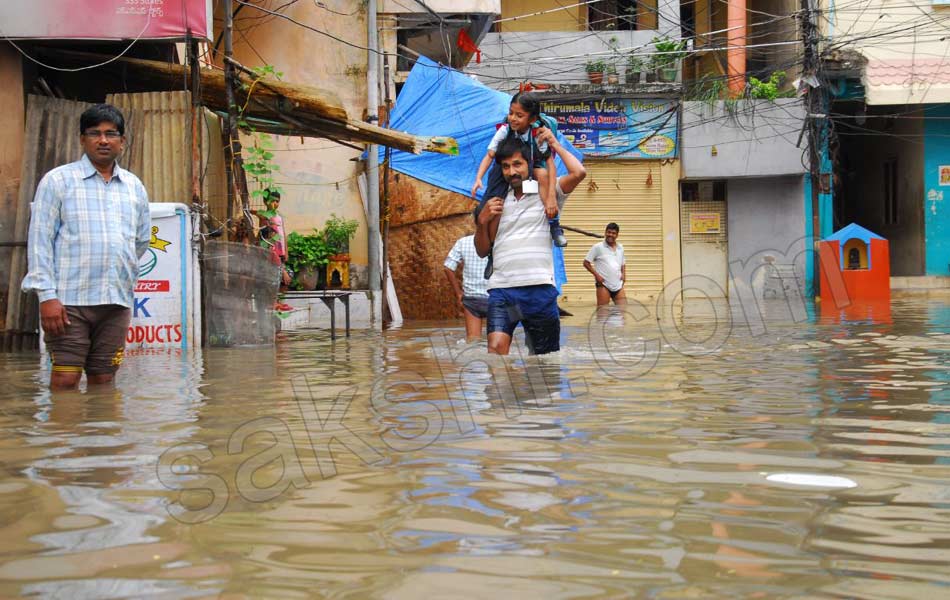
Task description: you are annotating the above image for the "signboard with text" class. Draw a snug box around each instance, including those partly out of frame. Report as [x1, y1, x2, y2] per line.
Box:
[689, 212, 721, 234]
[0, 0, 213, 41]
[128, 203, 200, 350]
[541, 98, 678, 159]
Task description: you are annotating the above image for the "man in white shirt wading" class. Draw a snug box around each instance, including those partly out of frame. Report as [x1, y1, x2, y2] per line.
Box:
[474, 135, 585, 355]
[22, 104, 151, 390]
[584, 223, 627, 306]
[443, 234, 490, 341]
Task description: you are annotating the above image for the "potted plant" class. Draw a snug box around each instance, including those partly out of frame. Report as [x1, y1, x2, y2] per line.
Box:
[585, 59, 606, 84]
[286, 230, 330, 290]
[323, 214, 359, 259]
[625, 54, 645, 84]
[606, 63, 619, 85]
[652, 36, 686, 83]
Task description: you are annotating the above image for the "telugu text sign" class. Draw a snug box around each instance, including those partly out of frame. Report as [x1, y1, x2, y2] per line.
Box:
[0, 0, 212, 41]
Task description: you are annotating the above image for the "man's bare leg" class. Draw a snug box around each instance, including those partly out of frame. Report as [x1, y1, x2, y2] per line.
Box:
[463, 308, 483, 341]
[595, 286, 611, 306]
[50, 371, 82, 391]
[87, 373, 116, 386]
[487, 331, 512, 355]
[612, 289, 628, 305]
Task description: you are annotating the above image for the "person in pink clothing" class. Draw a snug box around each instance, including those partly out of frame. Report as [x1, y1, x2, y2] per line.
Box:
[256, 193, 292, 301]
[255, 192, 287, 262]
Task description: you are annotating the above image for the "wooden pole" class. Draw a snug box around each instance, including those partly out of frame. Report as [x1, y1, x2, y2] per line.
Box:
[561, 224, 604, 239]
[382, 54, 392, 325]
[223, 0, 251, 242]
[188, 35, 202, 217]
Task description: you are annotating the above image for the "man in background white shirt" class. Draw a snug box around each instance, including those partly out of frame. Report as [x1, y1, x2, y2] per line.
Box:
[584, 223, 626, 306]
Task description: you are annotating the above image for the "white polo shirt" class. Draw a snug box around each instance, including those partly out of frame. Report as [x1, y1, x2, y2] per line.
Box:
[585, 240, 625, 292]
[488, 188, 555, 290]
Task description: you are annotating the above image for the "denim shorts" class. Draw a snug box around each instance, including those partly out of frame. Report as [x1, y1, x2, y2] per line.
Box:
[462, 295, 489, 318]
[487, 284, 560, 354]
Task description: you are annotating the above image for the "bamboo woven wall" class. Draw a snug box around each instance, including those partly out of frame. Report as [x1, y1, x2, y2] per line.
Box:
[386, 169, 477, 321]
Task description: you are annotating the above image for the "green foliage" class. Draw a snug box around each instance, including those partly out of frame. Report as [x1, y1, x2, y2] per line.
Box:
[651, 36, 686, 68]
[323, 214, 359, 254]
[238, 64, 284, 203]
[748, 71, 792, 100]
[626, 54, 646, 71]
[244, 133, 282, 201]
[252, 64, 283, 80]
[585, 59, 607, 73]
[286, 230, 331, 276]
[686, 75, 726, 105]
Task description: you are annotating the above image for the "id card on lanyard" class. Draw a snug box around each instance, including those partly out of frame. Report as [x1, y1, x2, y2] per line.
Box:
[521, 129, 538, 193]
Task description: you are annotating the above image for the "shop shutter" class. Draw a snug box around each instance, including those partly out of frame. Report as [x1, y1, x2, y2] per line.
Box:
[559, 159, 664, 303]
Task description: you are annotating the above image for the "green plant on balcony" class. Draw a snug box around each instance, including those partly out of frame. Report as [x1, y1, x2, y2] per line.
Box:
[748, 70, 793, 100]
[585, 58, 607, 84]
[652, 36, 686, 82]
[625, 54, 646, 84]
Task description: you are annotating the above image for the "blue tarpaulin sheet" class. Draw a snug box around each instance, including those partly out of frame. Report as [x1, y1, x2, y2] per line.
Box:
[377, 56, 583, 200]
[378, 57, 581, 292]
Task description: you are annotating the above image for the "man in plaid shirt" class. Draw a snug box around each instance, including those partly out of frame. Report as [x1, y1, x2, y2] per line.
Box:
[443, 234, 490, 340]
[22, 104, 151, 390]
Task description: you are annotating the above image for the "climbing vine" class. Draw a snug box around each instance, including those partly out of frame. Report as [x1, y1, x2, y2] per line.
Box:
[238, 64, 285, 203]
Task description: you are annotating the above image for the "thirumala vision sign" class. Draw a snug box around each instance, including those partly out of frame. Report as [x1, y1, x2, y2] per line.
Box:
[541, 98, 678, 160]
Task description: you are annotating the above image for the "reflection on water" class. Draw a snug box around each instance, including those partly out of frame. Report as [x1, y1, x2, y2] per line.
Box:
[0, 294, 948, 598]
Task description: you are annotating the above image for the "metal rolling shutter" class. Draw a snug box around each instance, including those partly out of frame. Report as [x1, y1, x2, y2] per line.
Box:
[559, 160, 664, 303]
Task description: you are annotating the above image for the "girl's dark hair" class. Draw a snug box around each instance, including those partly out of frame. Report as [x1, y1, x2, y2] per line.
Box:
[80, 104, 126, 135]
[510, 91, 541, 120]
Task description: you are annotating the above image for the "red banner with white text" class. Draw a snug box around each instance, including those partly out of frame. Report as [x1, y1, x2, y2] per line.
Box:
[0, 0, 213, 41]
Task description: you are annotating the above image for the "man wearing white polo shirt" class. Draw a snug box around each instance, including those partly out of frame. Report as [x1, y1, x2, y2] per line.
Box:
[584, 223, 627, 306]
[474, 136, 585, 355]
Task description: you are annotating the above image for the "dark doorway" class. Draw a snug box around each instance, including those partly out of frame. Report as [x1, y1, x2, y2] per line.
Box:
[833, 103, 925, 276]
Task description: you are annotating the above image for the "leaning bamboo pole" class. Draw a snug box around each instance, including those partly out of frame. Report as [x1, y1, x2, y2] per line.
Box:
[33, 49, 457, 155]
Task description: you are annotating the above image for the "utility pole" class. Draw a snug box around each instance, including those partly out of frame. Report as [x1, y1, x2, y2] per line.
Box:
[367, 0, 381, 293]
[801, 0, 831, 295]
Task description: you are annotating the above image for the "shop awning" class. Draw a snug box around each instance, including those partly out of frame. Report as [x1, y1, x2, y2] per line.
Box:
[32, 48, 457, 155]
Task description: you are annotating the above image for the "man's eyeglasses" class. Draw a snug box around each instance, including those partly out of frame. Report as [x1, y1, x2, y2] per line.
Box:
[83, 129, 122, 139]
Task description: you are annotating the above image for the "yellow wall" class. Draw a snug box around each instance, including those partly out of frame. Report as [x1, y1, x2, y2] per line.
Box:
[222, 2, 370, 266]
[500, 0, 584, 32]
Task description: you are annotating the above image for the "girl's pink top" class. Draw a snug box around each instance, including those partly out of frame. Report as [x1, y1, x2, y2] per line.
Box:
[259, 212, 287, 259]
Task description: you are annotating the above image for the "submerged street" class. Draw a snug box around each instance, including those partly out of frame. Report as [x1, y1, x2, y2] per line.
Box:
[0, 294, 947, 598]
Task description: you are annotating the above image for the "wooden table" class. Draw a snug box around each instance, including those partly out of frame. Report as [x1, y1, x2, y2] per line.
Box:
[282, 290, 354, 339]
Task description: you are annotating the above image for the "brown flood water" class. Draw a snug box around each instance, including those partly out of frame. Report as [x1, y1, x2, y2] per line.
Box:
[0, 294, 947, 598]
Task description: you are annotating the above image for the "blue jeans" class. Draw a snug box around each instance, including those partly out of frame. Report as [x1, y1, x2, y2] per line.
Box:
[487, 285, 560, 355]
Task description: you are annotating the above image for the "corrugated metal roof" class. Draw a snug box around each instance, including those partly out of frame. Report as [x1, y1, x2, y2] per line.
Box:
[108, 91, 192, 203]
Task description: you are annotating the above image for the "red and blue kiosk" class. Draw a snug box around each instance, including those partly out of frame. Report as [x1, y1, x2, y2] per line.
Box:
[819, 223, 891, 321]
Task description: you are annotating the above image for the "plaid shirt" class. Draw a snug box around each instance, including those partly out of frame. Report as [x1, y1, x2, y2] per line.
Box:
[22, 154, 151, 308]
[444, 235, 489, 298]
